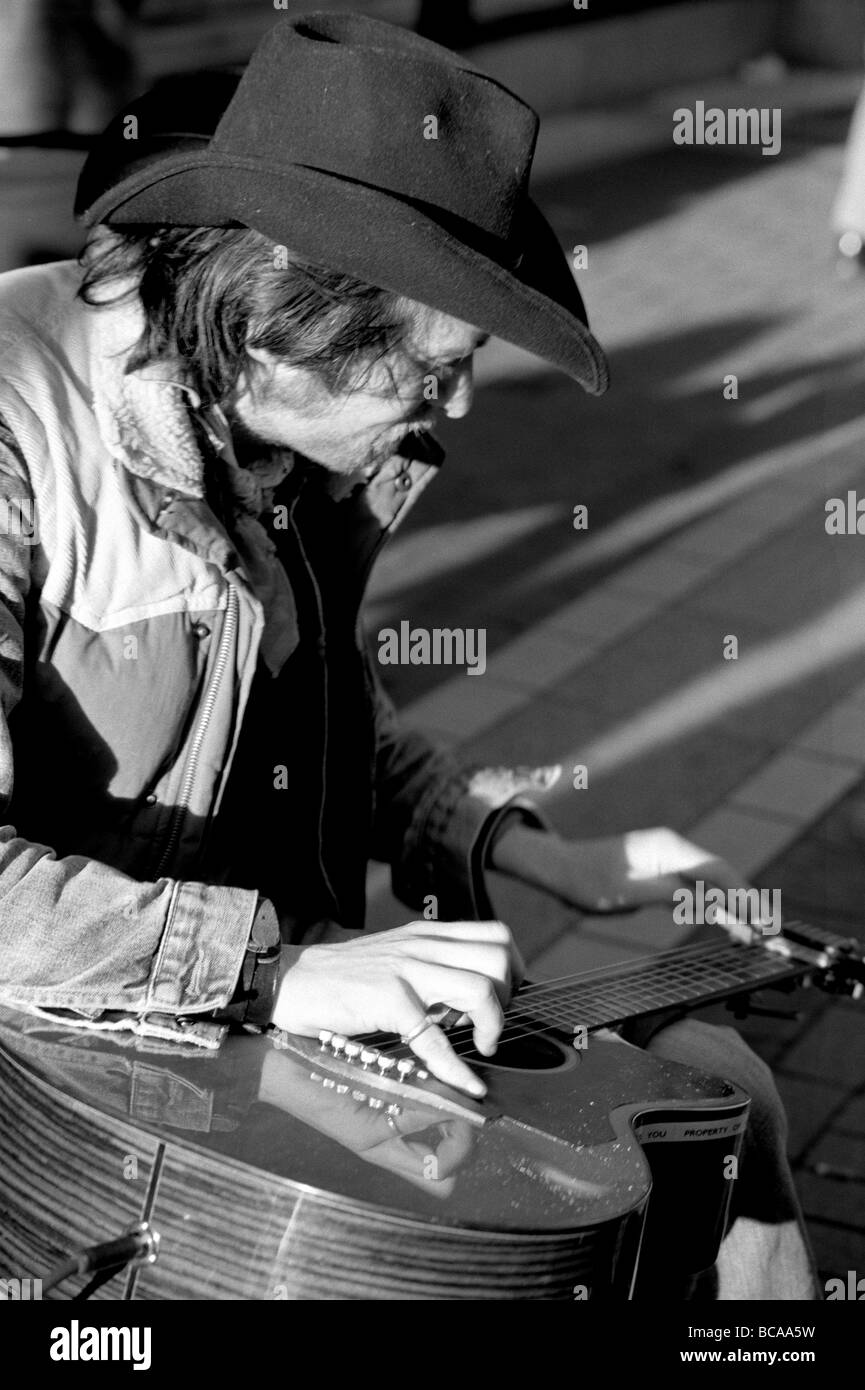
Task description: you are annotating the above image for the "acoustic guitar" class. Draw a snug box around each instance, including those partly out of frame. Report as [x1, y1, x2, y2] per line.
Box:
[0, 918, 861, 1301]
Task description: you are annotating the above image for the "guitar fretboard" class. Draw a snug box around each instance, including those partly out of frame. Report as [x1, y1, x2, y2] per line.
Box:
[508, 938, 806, 1036]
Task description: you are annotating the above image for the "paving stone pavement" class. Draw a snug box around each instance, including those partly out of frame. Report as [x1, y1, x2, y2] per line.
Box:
[0, 7, 862, 1291]
[362, 76, 865, 1284]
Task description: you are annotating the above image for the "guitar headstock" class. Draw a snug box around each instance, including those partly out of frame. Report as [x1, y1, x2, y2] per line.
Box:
[779, 920, 865, 998]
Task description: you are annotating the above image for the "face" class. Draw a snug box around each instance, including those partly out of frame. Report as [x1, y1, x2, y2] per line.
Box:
[226, 302, 488, 479]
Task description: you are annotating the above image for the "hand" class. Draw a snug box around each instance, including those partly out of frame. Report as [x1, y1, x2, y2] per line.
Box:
[272, 919, 523, 1097]
[555, 828, 770, 939]
[490, 823, 759, 935]
[259, 1047, 475, 1197]
[554, 827, 748, 913]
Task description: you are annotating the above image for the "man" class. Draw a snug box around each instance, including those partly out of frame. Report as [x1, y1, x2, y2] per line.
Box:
[0, 13, 814, 1298]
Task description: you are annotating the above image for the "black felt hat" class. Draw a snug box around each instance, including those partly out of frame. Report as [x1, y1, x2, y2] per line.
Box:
[75, 11, 609, 394]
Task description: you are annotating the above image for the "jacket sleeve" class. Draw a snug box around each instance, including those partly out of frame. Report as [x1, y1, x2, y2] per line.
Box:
[0, 422, 259, 1048]
[365, 651, 558, 920]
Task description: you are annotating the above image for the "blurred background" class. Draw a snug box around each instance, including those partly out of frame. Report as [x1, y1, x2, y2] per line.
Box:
[1, 0, 864, 1282]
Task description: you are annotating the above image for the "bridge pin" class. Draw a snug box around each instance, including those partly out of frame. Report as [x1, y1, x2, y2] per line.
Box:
[396, 1059, 415, 1080]
[318, 1030, 333, 1050]
[376, 1056, 396, 1075]
[344, 1041, 361, 1060]
[359, 1049, 378, 1069]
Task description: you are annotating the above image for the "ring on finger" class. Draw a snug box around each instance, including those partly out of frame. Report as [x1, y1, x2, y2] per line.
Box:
[400, 1004, 451, 1047]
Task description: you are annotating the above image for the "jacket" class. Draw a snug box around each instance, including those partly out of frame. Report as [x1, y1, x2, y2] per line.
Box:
[0, 261, 551, 1047]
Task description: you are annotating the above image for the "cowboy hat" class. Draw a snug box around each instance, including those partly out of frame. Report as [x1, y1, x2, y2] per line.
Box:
[75, 11, 609, 394]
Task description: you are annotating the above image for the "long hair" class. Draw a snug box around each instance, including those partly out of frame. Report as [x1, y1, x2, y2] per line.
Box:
[79, 225, 413, 406]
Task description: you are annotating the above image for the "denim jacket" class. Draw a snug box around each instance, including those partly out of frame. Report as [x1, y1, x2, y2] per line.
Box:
[0, 262, 553, 1048]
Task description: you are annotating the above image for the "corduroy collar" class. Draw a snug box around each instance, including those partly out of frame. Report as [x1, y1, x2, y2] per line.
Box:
[85, 281, 444, 550]
[90, 288, 224, 498]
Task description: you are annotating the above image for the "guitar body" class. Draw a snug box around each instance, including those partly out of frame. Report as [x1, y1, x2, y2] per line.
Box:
[0, 1007, 748, 1300]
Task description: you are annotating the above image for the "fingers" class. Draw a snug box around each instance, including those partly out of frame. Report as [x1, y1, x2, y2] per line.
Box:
[629, 831, 767, 931]
[431, 1118, 476, 1176]
[700, 857, 769, 925]
[639, 871, 695, 904]
[398, 936, 514, 1003]
[399, 918, 524, 989]
[403, 961, 505, 1056]
[400, 919, 512, 943]
[626, 827, 714, 879]
[390, 972, 503, 1097]
[708, 905, 760, 946]
[673, 853, 750, 897]
[408, 1022, 485, 1097]
[672, 850, 773, 932]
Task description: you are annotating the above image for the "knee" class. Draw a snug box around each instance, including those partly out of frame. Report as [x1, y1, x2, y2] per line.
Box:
[645, 1019, 804, 1228]
[644, 1019, 787, 1146]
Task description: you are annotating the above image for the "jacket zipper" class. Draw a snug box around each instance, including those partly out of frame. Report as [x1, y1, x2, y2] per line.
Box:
[156, 580, 239, 878]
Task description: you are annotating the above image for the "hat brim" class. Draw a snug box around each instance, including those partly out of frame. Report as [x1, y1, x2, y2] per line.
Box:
[79, 152, 609, 395]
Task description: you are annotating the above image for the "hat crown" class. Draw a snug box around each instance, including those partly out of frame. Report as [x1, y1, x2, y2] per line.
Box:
[73, 12, 608, 394]
[211, 12, 538, 245]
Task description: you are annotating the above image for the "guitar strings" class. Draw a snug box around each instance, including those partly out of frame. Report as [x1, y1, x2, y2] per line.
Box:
[374, 936, 801, 1057]
[393, 957, 798, 1056]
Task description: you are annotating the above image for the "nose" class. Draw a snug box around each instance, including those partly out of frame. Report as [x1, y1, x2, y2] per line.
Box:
[441, 359, 474, 419]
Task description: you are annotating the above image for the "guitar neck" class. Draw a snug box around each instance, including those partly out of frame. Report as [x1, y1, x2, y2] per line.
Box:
[515, 934, 822, 1036]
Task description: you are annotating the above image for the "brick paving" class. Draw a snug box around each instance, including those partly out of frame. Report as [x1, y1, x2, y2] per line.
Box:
[0, 5, 863, 1289]
[364, 77, 865, 1283]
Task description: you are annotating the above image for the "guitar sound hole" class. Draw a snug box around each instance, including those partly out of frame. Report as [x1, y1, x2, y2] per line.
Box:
[456, 1030, 575, 1073]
